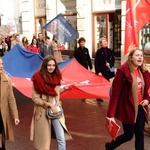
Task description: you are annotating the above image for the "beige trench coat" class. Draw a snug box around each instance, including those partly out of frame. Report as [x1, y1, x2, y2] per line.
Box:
[51, 41, 62, 63]
[0, 74, 19, 144]
[30, 86, 72, 150]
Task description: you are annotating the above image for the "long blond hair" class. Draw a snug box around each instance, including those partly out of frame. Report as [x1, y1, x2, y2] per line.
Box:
[128, 48, 147, 73]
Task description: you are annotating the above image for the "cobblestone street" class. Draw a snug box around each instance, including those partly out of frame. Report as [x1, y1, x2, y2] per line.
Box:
[6, 89, 150, 150]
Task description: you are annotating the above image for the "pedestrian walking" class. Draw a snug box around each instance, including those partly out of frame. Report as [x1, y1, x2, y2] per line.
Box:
[105, 48, 150, 150]
[37, 33, 44, 49]
[0, 57, 20, 150]
[30, 55, 72, 150]
[143, 42, 150, 135]
[11, 34, 22, 49]
[51, 35, 62, 63]
[28, 37, 40, 53]
[74, 37, 93, 70]
[21, 36, 29, 50]
[94, 37, 115, 81]
[40, 36, 53, 58]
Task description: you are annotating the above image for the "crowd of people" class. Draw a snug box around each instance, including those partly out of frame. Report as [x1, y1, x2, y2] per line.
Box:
[0, 32, 150, 150]
[0, 33, 63, 63]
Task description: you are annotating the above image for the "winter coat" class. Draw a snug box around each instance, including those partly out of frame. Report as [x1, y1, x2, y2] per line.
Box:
[74, 46, 93, 70]
[30, 86, 72, 150]
[107, 62, 150, 124]
[51, 41, 62, 62]
[94, 47, 115, 80]
[0, 73, 19, 143]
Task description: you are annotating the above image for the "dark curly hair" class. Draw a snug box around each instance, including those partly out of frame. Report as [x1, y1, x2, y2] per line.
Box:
[78, 37, 86, 44]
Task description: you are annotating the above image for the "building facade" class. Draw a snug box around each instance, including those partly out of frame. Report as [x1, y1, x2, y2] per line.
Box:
[18, 0, 150, 63]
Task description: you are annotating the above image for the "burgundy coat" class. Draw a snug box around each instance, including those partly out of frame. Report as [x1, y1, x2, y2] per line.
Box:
[107, 62, 150, 124]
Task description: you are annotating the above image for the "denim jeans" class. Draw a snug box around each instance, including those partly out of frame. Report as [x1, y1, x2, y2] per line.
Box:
[51, 119, 66, 150]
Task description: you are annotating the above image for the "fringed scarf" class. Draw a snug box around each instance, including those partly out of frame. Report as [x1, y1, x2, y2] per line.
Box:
[31, 71, 61, 96]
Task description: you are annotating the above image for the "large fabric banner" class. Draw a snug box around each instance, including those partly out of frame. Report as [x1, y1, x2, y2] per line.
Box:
[42, 13, 79, 44]
[2, 44, 43, 78]
[2, 45, 111, 99]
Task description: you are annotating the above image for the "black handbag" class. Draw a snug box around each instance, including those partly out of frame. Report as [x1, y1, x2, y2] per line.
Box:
[46, 106, 63, 119]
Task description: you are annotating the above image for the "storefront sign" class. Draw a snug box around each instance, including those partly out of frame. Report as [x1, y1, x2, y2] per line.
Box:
[92, 0, 121, 12]
[34, 0, 46, 17]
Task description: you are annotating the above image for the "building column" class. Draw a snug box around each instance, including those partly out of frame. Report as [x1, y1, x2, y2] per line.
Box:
[121, 0, 126, 64]
[20, 0, 35, 42]
[76, 0, 92, 57]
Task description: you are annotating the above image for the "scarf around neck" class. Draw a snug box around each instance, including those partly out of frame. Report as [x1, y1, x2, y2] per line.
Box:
[31, 71, 61, 96]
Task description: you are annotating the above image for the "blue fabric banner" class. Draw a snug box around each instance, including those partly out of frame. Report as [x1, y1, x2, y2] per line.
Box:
[2, 44, 43, 78]
[42, 13, 79, 44]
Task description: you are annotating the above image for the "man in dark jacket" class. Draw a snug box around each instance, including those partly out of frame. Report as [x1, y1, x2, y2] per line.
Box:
[40, 36, 53, 58]
[74, 37, 93, 70]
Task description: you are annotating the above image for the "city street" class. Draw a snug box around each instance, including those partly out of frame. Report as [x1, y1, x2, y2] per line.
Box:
[6, 88, 150, 150]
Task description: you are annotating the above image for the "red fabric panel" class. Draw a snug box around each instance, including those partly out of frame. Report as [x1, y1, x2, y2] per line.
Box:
[10, 59, 111, 100]
[10, 77, 32, 98]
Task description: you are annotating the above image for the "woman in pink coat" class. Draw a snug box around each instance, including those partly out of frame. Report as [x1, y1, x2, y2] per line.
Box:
[0, 58, 20, 150]
[105, 48, 150, 150]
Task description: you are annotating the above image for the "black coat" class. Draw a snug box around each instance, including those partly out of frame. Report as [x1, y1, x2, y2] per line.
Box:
[94, 47, 115, 80]
[74, 46, 93, 70]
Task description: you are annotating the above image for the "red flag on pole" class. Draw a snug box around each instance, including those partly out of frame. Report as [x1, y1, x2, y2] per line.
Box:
[134, 0, 150, 33]
[124, 0, 137, 54]
[124, 0, 150, 54]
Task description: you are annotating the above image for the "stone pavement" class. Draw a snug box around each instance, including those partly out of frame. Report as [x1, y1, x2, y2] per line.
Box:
[6, 89, 150, 150]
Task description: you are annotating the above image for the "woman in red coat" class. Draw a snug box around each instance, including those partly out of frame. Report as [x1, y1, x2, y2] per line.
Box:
[28, 37, 40, 53]
[105, 48, 150, 150]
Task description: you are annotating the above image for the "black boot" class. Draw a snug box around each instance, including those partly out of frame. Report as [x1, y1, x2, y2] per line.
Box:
[105, 140, 118, 150]
[105, 142, 113, 150]
[0, 146, 6, 150]
[0, 142, 6, 150]
[0, 147, 6, 150]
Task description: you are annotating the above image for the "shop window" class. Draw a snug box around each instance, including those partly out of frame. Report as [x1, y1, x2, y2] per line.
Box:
[95, 14, 107, 51]
[113, 9, 121, 57]
[93, 10, 121, 57]
[141, 22, 150, 51]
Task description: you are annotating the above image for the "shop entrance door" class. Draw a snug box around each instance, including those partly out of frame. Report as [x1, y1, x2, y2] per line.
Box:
[92, 10, 121, 57]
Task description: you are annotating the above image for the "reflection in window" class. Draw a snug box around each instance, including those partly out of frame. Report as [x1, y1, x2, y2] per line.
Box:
[141, 22, 150, 50]
[95, 15, 107, 51]
[96, 15, 106, 39]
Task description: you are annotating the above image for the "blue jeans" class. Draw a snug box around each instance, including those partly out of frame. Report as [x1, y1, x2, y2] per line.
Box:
[51, 119, 66, 150]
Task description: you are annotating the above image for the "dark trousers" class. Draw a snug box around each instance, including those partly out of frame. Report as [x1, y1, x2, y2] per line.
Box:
[0, 114, 5, 150]
[114, 106, 145, 150]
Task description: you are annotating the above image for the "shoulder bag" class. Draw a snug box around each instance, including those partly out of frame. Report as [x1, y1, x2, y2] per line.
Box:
[46, 106, 63, 119]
